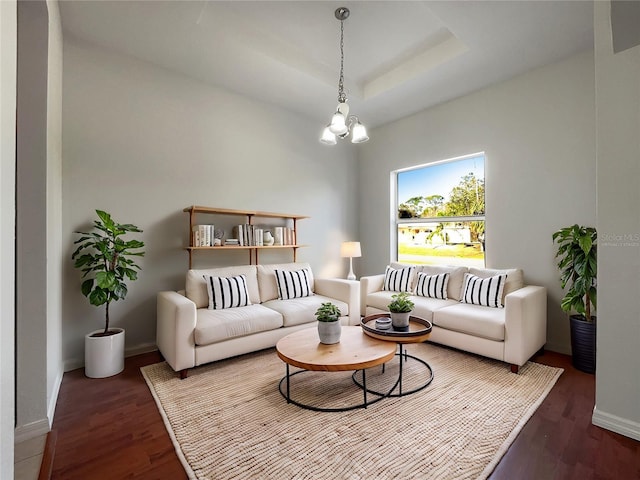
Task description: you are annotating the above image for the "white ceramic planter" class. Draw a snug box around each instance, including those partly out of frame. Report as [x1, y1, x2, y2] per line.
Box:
[85, 328, 125, 378]
[317, 320, 341, 344]
[390, 312, 410, 330]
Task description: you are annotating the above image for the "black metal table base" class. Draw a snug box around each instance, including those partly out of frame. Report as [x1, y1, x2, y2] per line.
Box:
[352, 344, 434, 397]
[278, 345, 433, 411]
[278, 364, 399, 412]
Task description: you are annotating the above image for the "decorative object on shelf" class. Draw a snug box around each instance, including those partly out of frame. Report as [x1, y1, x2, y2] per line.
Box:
[315, 302, 342, 344]
[214, 228, 224, 246]
[340, 241, 361, 280]
[263, 230, 275, 246]
[553, 224, 597, 373]
[320, 7, 369, 145]
[388, 291, 415, 332]
[72, 210, 145, 378]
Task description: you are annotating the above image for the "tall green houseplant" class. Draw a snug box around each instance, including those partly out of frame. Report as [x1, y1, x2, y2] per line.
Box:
[72, 210, 145, 336]
[552, 224, 597, 321]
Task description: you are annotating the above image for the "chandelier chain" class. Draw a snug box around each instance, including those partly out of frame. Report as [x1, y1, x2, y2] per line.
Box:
[337, 18, 346, 104]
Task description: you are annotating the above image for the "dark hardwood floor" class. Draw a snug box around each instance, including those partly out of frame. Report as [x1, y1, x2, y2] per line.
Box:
[51, 349, 640, 480]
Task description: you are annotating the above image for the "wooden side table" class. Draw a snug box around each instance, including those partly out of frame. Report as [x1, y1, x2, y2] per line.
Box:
[359, 314, 434, 396]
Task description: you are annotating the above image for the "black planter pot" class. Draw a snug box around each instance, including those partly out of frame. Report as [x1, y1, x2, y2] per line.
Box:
[570, 315, 596, 374]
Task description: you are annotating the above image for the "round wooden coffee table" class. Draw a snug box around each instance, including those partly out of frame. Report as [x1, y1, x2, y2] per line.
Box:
[276, 326, 397, 412]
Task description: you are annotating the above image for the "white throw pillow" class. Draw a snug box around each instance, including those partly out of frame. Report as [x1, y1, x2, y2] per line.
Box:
[275, 268, 314, 300]
[382, 265, 416, 292]
[461, 273, 507, 308]
[415, 272, 449, 299]
[204, 274, 252, 310]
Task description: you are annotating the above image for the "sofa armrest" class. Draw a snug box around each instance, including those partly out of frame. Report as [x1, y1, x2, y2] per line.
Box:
[360, 274, 385, 317]
[314, 278, 361, 325]
[503, 285, 547, 367]
[157, 291, 197, 372]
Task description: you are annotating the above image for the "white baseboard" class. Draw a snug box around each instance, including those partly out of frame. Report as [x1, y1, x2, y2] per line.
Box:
[47, 367, 63, 426]
[14, 418, 50, 444]
[592, 406, 640, 441]
[126, 342, 158, 357]
[64, 342, 158, 372]
[543, 342, 571, 356]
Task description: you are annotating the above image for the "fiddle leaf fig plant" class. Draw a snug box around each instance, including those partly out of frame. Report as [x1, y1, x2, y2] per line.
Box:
[315, 302, 342, 322]
[72, 210, 145, 336]
[552, 224, 597, 321]
[388, 292, 415, 313]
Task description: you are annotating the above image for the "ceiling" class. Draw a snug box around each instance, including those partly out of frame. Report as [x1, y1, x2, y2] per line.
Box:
[58, 1, 594, 129]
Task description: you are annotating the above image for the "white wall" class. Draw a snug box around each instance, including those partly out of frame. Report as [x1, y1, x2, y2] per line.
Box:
[62, 39, 359, 369]
[15, 0, 50, 441]
[46, 0, 63, 428]
[0, 1, 16, 476]
[358, 51, 596, 354]
[593, 1, 640, 441]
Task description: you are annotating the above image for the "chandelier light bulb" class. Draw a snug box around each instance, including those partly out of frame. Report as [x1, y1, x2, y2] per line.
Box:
[350, 119, 369, 144]
[320, 126, 337, 145]
[329, 111, 348, 135]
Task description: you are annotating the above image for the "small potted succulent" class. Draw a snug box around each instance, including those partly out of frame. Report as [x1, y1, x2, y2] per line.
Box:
[388, 292, 415, 331]
[315, 302, 342, 344]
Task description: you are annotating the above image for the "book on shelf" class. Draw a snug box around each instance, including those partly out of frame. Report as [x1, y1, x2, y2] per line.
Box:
[192, 224, 215, 247]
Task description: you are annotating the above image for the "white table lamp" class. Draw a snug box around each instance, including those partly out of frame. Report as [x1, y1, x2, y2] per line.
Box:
[340, 241, 361, 281]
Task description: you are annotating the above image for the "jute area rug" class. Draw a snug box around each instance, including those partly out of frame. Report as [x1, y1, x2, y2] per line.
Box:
[142, 343, 562, 480]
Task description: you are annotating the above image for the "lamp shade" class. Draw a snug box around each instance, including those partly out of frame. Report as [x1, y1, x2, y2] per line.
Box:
[329, 112, 348, 135]
[320, 126, 337, 145]
[340, 241, 361, 258]
[350, 120, 369, 143]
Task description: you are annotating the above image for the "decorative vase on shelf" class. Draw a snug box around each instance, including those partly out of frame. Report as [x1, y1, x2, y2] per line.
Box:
[264, 231, 275, 246]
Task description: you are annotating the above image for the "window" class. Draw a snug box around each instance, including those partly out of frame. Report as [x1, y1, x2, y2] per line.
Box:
[395, 153, 485, 267]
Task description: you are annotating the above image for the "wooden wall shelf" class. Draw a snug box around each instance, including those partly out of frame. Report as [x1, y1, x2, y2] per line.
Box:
[183, 206, 309, 268]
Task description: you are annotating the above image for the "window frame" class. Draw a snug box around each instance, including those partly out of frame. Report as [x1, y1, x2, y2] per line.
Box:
[392, 152, 486, 266]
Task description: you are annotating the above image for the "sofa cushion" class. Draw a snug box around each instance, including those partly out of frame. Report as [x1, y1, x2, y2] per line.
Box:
[186, 265, 259, 308]
[366, 291, 456, 322]
[461, 273, 507, 308]
[433, 303, 505, 341]
[204, 274, 252, 310]
[263, 294, 349, 327]
[469, 267, 523, 303]
[194, 304, 283, 346]
[382, 265, 416, 292]
[275, 268, 313, 300]
[420, 265, 468, 301]
[257, 263, 314, 303]
[415, 272, 449, 299]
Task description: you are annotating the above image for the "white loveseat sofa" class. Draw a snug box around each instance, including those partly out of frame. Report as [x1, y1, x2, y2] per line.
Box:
[361, 263, 547, 373]
[157, 262, 360, 378]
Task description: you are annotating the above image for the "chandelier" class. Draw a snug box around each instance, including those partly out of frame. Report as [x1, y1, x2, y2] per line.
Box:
[320, 7, 369, 145]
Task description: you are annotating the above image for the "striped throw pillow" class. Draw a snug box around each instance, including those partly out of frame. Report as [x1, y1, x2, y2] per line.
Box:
[203, 274, 252, 310]
[382, 265, 415, 292]
[461, 273, 507, 308]
[275, 268, 313, 300]
[415, 272, 449, 299]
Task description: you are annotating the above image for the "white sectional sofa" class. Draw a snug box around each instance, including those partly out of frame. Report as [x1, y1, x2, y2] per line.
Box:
[157, 262, 360, 378]
[361, 263, 547, 372]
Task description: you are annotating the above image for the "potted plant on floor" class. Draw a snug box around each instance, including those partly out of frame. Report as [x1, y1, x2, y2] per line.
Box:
[552, 224, 597, 373]
[388, 292, 414, 331]
[72, 210, 145, 378]
[315, 302, 342, 344]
